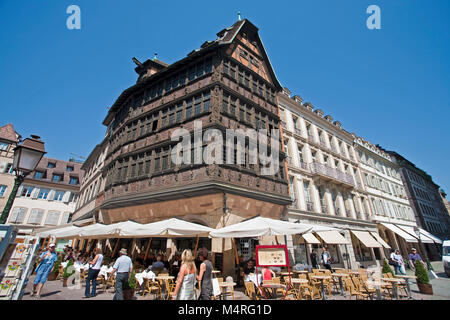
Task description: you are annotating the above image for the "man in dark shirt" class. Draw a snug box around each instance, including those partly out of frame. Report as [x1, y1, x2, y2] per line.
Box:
[151, 255, 165, 272]
[408, 248, 427, 270]
[310, 249, 319, 269]
[243, 260, 255, 275]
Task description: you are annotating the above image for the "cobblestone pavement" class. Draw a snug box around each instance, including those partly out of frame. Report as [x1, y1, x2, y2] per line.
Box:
[21, 262, 449, 300]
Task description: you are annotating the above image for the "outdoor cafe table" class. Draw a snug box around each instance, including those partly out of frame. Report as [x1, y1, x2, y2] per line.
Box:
[311, 275, 331, 300]
[218, 282, 236, 300]
[394, 275, 416, 299]
[212, 270, 221, 278]
[332, 273, 349, 296]
[155, 275, 175, 299]
[381, 278, 405, 300]
[261, 283, 286, 300]
[366, 280, 389, 300]
[293, 270, 309, 274]
[279, 272, 292, 276]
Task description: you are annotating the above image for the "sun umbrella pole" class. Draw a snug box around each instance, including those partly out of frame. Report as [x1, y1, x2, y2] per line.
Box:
[193, 236, 200, 257]
[144, 238, 152, 261]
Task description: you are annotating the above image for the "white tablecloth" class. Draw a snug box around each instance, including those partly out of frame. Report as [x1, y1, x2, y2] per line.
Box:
[135, 270, 156, 286]
[245, 273, 262, 287]
[99, 266, 115, 280]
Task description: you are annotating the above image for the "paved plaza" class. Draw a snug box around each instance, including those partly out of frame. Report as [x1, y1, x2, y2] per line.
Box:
[20, 262, 449, 301]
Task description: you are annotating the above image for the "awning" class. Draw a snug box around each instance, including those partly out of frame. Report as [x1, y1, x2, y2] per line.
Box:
[316, 231, 349, 244]
[396, 225, 434, 244]
[380, 223, 418, 243]
[418, 228, 442, 244]
[302, 233, 321, 244]
[351, 230, 382, 248]
[370, 232, 391, 249]
[209, 217, 313, 238]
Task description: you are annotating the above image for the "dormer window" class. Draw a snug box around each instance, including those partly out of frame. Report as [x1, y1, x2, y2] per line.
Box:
[67, 166, 74, 172]
[47, 162, 56, 168]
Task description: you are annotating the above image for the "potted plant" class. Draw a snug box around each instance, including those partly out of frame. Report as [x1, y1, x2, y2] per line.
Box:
[62, 259, 75, 287]
[415, 260, 433, 294]
[123, 270, 136, 300]
[382, 258, 394, 276]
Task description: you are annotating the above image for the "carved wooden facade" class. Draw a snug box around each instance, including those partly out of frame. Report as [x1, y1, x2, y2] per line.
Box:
[99, 19, 291, 226]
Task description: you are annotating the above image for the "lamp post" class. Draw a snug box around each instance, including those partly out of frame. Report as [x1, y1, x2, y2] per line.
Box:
[0, 135, 46, 225]
[414, 226, 433, 272]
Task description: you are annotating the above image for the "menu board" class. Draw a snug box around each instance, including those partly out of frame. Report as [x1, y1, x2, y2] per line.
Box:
[255, 245, 289, 267]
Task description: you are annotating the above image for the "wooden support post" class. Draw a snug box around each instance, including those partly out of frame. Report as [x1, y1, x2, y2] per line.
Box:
[144, 238, 152, 261]
[231, 238, 240, 265]
[193, 236, 200, 257]
[112, 238, 120, 257]
[41, 237, 48, 250]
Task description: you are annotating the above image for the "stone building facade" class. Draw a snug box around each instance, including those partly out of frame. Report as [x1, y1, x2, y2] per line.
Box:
[6, 157, 83, 238]
[354, 139, 420, 258]
[0, 124, 20, 212]
[71, 138, 108, 224]
[278, 89, 383, 270]
[388, 151, 450, 246]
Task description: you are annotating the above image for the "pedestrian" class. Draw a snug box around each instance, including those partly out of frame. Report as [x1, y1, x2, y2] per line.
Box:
[390, 249, 406, 275]
[171, 249, 197, 300]
[310, 249, 319, 269]
[408, 248, 427, 270]
[151, 255, 165, 273]
[31, 243, 58, 299]
[84, 247, 103, 298]
[322, 247, 332, 271]
[111, 248, 133, 300]
[197, 248, 213, 300]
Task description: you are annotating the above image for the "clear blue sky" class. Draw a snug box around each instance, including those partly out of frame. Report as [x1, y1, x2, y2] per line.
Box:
[1, 1, 449, 194]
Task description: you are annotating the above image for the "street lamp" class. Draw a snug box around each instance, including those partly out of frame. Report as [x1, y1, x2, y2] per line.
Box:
[414, 226, 433, 272]
[0, 135, 46, 224]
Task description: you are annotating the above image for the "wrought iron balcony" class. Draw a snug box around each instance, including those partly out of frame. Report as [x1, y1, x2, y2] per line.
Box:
[307, 134, 316, 144]
[321, 204, 328, 214]
[294, 128, 302, 136]
[299, 161, 308, 170]
[309, 162, 355, 187]
[306, 201, 314, 212]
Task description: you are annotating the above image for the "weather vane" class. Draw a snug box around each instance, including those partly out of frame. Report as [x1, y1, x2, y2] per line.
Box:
[238, 11, 242, 21]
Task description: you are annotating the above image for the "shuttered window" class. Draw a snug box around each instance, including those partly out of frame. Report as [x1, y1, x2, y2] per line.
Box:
[28, 209, 45, 224]
[45, 211, 60, 225]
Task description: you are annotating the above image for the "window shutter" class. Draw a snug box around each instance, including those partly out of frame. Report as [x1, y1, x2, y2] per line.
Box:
[62, 191, 71, 203]
[0, 162, 6, 173]
[31, 188, 40, 199]
[61, 212, 70, 224]
[45, 211, 60, 225]
[47, 190, 55, 201]
[16, 186, 23, 198]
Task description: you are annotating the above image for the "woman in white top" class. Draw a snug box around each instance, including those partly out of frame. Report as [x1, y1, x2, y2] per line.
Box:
[84, 248, 103, 298]
[171, 249, 197, 300]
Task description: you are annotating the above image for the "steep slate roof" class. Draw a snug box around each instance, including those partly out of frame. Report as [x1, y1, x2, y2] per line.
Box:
[103, 19, 282, 125]
[0, 123, 20, 143]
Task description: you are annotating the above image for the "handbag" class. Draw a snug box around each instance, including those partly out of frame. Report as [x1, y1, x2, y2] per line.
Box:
[388, 258, 398, 267]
